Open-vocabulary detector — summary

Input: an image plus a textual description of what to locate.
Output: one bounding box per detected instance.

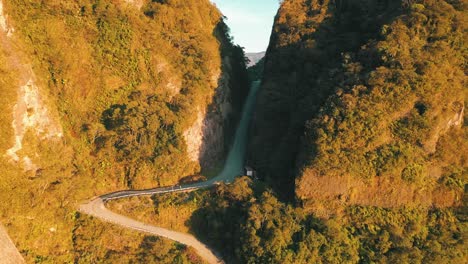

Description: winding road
[0,224,24,264]
[80,81,260,264]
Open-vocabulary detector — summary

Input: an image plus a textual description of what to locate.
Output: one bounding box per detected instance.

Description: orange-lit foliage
[250,0,466,206]
[0,0,248,261]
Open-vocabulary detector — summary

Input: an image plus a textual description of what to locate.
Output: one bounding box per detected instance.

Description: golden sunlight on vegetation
[250,0,466,211]
[107,192,202,234]
[0,0,248,262]
[72,214,206,264]
[108,177,467,263]
[0,0,465,263]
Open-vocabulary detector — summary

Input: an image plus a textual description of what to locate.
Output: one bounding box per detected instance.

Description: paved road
[80,191,221,264]
[0,224,24,264]
[79,81,261,264]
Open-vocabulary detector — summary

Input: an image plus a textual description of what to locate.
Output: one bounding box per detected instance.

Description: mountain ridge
[250,0,466,212]
[246,51,266,67]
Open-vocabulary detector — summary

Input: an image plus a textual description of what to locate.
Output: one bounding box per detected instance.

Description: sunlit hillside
[0,0,248,262]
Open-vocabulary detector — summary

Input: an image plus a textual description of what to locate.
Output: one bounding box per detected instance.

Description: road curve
[0,224,24,264]
[80,192,221,264]
[79,81,261,264]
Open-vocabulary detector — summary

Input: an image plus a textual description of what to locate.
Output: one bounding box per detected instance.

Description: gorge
[0,0,466,263]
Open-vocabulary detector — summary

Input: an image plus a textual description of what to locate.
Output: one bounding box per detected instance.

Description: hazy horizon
[211,0,279,53]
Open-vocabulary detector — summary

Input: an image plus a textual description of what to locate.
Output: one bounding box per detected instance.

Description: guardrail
[81,199,222,264]
[101,183,213,201]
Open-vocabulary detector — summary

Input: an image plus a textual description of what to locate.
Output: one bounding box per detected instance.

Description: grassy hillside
[249,0,466,209]
[0,0,248,262]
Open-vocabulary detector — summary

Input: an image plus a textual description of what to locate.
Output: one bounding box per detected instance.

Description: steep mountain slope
[72,1,466,263]
[246,52,266,67]
[0,0,248,261]
[250,0,466,211]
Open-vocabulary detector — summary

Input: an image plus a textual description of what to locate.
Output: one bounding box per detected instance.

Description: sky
[211,0,280,53]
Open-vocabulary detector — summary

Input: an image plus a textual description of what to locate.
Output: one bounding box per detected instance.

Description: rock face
[0,1,6,32]
[251,0,466,210]
[184,107,226,171]
[0,0,249,188]
[6,79,63,168]
[0,0,249,261]
[184,55,240,170]
[154,59,182,97]
[1,0,62,171]
[123,0,144,9]
[0,0,13,36]
[423,103,465,153]
[184,103,227,171]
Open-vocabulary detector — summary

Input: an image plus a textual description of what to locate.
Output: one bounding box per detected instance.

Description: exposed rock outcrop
[6,78,63,170]
[0,0,14,36]
[0,1,6,32]
[0,0,249,261]
[184,110,205,163]
[1,1,62,171]
[124,0,144,9]
[424,102,465,153]
[184,57,234,170]
[155,60,182,97]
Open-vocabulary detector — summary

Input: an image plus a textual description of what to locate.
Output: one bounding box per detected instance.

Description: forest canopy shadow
[247,0,405,201]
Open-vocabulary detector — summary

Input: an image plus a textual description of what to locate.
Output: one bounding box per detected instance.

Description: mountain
[246,51,266,67]
[0,0,248,261]
[0,0,466,263]
[250,0,466,211]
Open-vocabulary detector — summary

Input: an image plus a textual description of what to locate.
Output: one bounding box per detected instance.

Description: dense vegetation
[85,0,468,263]
[111,177,467,264]
[0,0,248,262]
[249,0,467,207]
[4,0,249,187]
[0,0,466,263]
[72,214,205,264]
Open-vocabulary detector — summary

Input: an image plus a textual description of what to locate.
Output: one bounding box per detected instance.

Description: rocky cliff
[0,0,248,261]
[250,0,466,211]
[1,0,248,186]
[1,0,64,173]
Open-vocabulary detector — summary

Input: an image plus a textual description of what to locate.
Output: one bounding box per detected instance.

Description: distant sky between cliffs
[211,0,280,53]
